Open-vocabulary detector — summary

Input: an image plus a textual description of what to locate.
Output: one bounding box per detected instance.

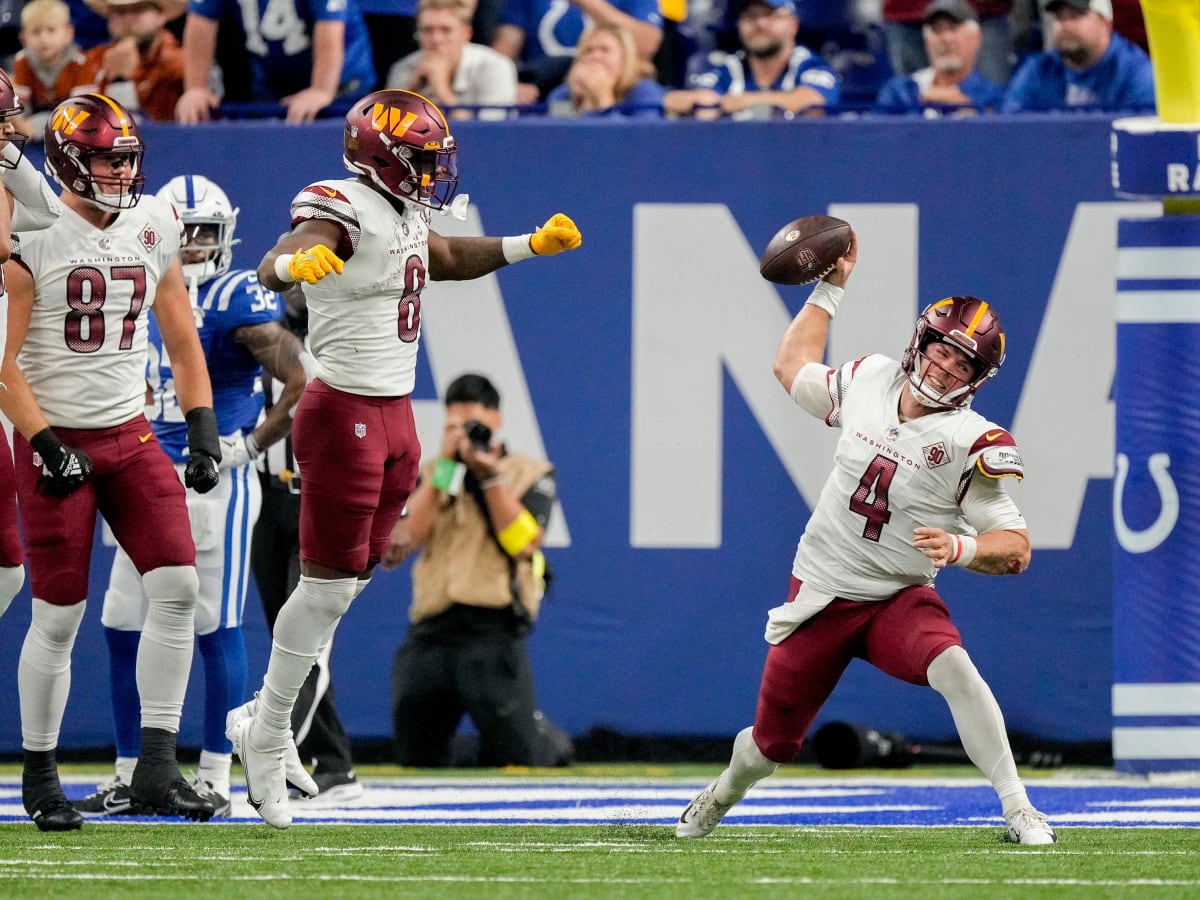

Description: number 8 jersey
[792,354,1025,602]
[11,195,181,428]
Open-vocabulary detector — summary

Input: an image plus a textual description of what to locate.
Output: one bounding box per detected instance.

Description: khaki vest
[411,453,554,623]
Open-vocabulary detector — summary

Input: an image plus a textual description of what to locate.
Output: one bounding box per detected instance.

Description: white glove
[218,433,261,470]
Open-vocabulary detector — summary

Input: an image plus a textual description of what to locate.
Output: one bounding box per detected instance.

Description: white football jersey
[793,354,1024,601]
[12,196,181,428]
[291,178,431,397]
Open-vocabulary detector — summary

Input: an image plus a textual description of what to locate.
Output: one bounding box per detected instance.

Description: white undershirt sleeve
[960,471,1027,534]
[788,361,836,419]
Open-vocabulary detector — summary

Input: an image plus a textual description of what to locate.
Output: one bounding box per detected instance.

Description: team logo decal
[884,426,900,443]
[140,224,160,250]
[354,423,367,439]
[923,441,951,468]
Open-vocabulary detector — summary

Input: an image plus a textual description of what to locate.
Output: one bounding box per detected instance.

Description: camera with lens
[463,419,493,451]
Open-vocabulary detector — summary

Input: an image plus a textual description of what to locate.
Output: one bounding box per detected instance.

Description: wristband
[949,534,977,568]
[430,458,466,495]
[501,234,535,264]
[806,281,843,318]
[497,509,539,556]
[245,433,262,461]
[273,252,297,283]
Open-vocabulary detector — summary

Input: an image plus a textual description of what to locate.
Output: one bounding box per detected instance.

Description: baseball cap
[923,0,979,25]
[1042,0,1113,20]
[738,0,798,17]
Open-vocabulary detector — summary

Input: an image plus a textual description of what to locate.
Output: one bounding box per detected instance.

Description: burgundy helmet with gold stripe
[902,296,1006,409]
[44,93,146,210]
[0,67,27,170]
[342,89,459,212]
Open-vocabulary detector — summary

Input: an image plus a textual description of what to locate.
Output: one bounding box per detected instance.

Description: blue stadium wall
[0,114,1143,751]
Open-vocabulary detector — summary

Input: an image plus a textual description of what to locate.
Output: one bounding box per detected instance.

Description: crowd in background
[0,0,1158,128]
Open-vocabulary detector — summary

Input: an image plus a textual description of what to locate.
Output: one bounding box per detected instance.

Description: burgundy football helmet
[44,94,146,210]
[0,67,28,170]
[342,89,459,211]
[901,296,1005,409]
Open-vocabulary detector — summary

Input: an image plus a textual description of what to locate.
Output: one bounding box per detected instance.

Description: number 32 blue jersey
[147,270,281,463]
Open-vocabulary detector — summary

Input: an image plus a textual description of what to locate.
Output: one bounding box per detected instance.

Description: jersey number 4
[64,265,147,353]
[849,454,897,542]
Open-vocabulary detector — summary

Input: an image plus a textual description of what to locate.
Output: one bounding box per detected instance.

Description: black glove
[184,407,221,494]
[30,427,93,497]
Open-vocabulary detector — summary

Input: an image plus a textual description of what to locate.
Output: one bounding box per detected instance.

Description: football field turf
[2,767,1198,898]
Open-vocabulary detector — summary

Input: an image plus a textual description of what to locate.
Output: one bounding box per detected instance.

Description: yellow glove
[286,244,344,284]
[529,213,582,256]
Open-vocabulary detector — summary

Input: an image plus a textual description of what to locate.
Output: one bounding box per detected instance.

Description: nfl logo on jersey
[354,423,367,439]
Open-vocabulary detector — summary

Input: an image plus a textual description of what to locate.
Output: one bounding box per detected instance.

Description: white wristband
[502,234,536,263]
[949,534,977,568]
[805,281,843,318]
[273,252,296,283]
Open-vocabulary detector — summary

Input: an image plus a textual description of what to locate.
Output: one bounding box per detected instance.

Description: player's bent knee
[29,596,87,643]
[298,575,358,620]
[141,565,200,609]
[926,645,979,693]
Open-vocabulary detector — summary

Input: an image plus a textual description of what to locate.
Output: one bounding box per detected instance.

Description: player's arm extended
[915,475,1031,575]
[428,213,581,281]
[0,259,53,438]
[155,259,214,415]
[773,230,858,391]
[233,320,307,452]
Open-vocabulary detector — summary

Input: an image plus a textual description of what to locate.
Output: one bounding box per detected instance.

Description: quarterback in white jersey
[229,88,581,829]
[676,230,1058,847]
[0,94,222,832]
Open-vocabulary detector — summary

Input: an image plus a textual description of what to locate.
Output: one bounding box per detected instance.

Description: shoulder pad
[972,427,1023,479]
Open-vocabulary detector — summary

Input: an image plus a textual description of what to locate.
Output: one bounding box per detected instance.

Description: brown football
[759,215,852,285]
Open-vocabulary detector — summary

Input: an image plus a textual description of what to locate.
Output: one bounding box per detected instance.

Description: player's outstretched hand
[530,213,582,256]
[288,245,345,284]
[185,450,220,493]
[30,428,93,497]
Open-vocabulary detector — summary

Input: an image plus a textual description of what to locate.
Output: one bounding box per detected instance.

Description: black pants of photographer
[250,476,355,776]
[391,605,574,768]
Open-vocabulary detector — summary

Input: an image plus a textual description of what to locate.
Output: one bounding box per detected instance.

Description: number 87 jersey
[11,193,182,429]
[792,353,1025,602]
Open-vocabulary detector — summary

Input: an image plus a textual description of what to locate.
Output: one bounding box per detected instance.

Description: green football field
[2,764,1198,898]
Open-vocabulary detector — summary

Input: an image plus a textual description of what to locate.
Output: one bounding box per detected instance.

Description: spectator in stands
[883,1,1013,86]
[176,0,376,124]
[874,0,1003,115]
[11,0,94,139]
[386,0,516,120]
[547,22,664,118]
[663,0,839,119]
[491,0,663,105]
[1001,0,1153,113]
[382,373,573,770]
[79,0,186,122]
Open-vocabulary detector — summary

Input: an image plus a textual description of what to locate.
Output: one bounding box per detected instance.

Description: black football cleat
[23,778,83,832]
[131,762,216,821]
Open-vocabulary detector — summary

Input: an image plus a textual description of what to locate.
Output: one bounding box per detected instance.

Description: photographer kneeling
[383,373,573,767]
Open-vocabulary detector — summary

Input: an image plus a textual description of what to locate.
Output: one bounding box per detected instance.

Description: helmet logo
[51,105,90,135]
[371,103,419,138]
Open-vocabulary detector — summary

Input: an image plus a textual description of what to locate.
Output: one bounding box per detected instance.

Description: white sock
[256,576,357,743]
[115,756,138,784]
[138,567,199,732]
[198,750,232,796]
[714,726,778,804]
[18,599,86,750]
[927,645,1029,815]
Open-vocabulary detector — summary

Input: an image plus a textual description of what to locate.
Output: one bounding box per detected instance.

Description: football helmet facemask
[0,67,28,170]
[44,94,145,210]
[156,174,239,284]
[901,296,1005,409]
[342,89,459,211]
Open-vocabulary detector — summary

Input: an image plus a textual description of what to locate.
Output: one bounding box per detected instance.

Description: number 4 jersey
[12,195,181,429]
[792,354,1025,602]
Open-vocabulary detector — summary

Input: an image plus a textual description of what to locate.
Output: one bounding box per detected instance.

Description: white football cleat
[1005,805,1058,845]
[228,696,319,799]
[227,711,291,830]
[676,781,736,838]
